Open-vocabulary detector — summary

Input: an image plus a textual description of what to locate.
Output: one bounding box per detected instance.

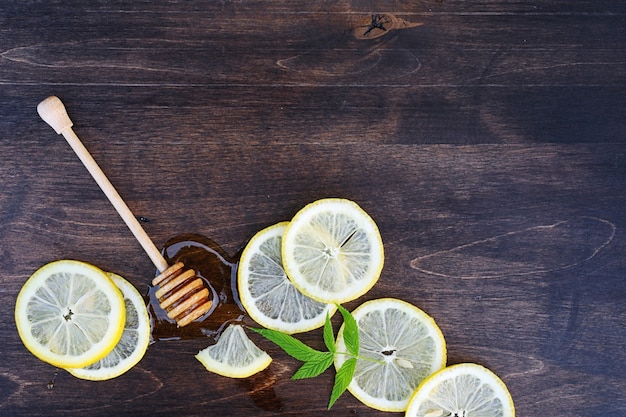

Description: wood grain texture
[1,1,625,416]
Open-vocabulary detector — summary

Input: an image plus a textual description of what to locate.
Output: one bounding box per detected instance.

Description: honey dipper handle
[37,96,169,272]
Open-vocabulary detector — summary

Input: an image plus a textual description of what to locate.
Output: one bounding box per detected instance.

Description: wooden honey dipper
[37,96,212,327]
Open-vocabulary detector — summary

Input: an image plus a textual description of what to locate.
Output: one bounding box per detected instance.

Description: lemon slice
[405,363,515,417]
[14,260,126,369]
[335,298,447,412]
[282,198,384,304]
[66,272,150,380]
[196,324,272,378]
[238,222,337,334]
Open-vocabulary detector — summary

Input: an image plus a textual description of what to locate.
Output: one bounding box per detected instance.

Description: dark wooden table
[1,1,625,416]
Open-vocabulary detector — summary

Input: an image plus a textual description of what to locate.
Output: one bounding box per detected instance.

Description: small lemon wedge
[196,324,272,378]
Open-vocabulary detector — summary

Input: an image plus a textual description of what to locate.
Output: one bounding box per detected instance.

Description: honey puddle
[146,233,252,342]
[145,234,283,411]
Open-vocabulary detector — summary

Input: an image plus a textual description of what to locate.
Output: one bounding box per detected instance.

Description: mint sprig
[251,304,363,409]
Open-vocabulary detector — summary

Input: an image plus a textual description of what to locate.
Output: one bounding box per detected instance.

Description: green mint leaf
[251,327,327,362]
[323,312,336,354]
[328,357,357,409]
[292,352,334,380]
[337,305,359,357]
